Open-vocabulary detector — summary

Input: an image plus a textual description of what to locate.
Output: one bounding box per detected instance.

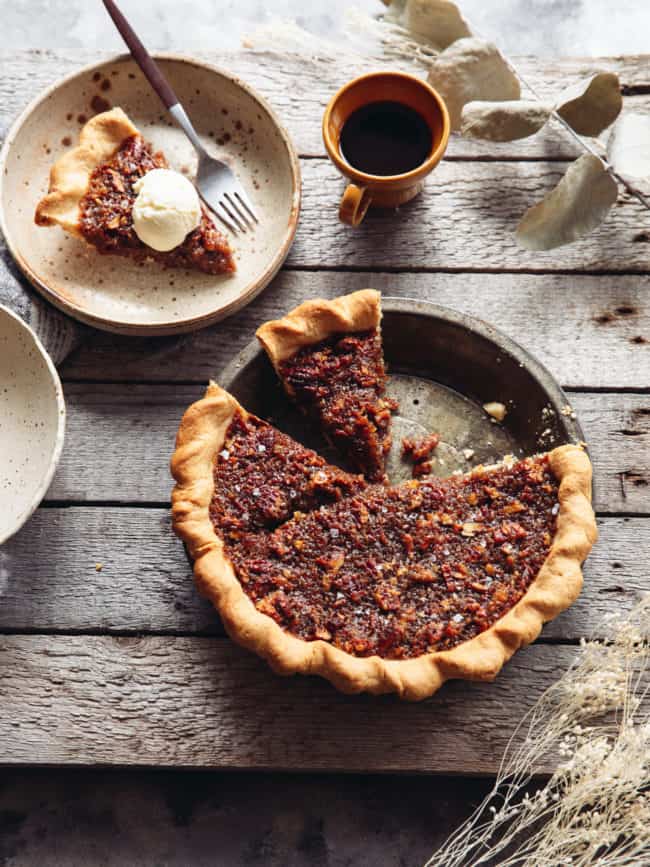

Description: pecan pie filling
[209,411,365,539]
[277,329,397,482]
[79,134,235,274]
[210,414,560,660]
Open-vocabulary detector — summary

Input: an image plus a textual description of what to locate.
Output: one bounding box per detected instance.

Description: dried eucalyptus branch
[378,4,650,210]
[503,57,650,212]
[425,595,650,867]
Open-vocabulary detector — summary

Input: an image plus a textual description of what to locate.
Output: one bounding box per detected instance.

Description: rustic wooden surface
[1,49,649,787]
[0,637,577,773]
[63,271,649,390]
[2,50,650,160]
[2,511,643,636]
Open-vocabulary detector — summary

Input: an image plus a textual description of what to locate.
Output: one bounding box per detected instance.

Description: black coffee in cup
[340,101,433,177]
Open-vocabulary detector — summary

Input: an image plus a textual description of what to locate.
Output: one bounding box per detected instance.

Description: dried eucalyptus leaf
[607,113,650,180]
[400,0,471,51]
[555,72,622,137]
[427,38,520,130]
[516,154,618,251]
[460,100,551,141]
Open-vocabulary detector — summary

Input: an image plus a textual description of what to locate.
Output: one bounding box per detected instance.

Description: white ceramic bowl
[0,305,66,544]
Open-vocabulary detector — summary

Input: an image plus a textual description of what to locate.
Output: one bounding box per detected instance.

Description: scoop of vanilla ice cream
[132,169,201,252]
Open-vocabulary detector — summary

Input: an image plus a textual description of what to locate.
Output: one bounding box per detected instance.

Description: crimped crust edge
[256,288,382,371]
[35,107,139,235]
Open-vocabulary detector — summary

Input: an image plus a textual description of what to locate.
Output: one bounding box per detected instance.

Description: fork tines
[215,188,259,235]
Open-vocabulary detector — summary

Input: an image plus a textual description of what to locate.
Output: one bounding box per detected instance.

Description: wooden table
[0,47,648,856]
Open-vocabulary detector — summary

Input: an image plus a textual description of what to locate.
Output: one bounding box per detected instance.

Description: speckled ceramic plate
[220,298,585,479]
[0,54,301,335]
[0,305,66,544]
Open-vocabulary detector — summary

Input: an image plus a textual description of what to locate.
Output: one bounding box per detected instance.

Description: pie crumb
[402,433,440,477]
[95,563,103,572]
[483,401,507,423]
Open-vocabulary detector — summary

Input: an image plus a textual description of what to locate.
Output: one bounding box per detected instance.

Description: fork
[102,0,258,235]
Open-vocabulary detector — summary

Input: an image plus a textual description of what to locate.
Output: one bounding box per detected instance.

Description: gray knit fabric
[0,238,83,365]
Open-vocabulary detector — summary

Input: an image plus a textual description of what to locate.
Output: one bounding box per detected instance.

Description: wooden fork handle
[102,0,179,109]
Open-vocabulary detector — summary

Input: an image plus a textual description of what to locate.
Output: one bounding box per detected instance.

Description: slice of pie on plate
[35,107,235,275]
[171,381,597,701]
[256,290,397,482]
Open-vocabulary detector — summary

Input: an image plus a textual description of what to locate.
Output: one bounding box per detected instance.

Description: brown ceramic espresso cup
[322,71,450,227]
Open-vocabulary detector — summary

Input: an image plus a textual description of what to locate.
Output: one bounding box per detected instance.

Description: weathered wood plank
[285,159,650,272]
[575,393,650,512]
[49,385,650,514]
[3,150,650,273]
[61,271,650,390]
[0,509,645,638]
[0,508,209,635]
[0,637,597,773]
[1,49,649,159]
[4,51,648,273]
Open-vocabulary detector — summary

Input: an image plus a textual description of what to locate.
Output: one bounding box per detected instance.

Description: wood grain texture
[1,49,649,159]
[0,509,645,638]
[576,393,650,513]
[48,383,650,514]
[61,271,650,390]
[0,636,589,773]
[286,159,650,272]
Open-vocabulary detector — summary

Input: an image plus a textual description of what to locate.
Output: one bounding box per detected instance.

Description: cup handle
[339,184,372,227]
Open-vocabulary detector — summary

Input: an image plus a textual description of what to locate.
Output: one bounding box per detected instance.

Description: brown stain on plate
[90,94,111,114]
[593,304,641,326]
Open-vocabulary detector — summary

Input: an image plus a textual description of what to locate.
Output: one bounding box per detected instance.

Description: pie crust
[172,381,597,701]
[256,289,381,370]
[35,107,139,235]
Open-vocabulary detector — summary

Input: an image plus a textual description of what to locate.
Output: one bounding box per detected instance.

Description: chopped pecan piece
[402,432,440,478]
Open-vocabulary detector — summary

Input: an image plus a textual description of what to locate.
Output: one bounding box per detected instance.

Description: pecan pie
[172,382,597,700]
[256,290,396,481]
[35,107,235,275]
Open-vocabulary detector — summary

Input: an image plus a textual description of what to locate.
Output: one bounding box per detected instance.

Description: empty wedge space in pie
[171,291,597,701]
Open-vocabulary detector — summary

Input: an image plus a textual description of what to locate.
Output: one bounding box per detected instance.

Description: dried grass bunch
[425,596,650,867]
